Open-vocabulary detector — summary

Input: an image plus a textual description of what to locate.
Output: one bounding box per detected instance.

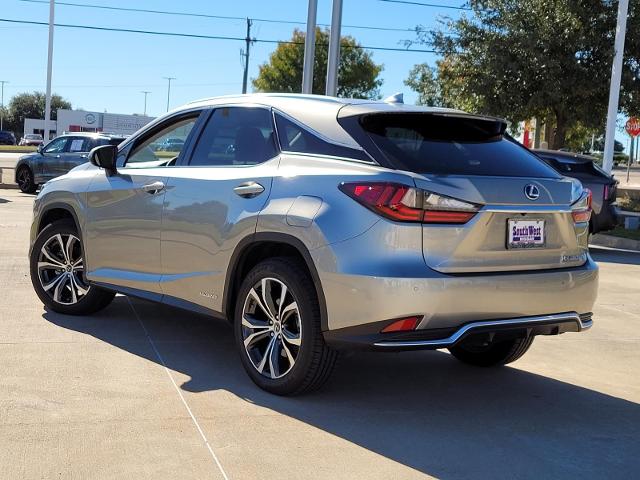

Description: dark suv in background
[0,130,16,145]
[15,132,125,193]
[534,149,618,233]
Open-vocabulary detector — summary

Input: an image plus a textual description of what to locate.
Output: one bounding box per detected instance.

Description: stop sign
[626,117,640,137]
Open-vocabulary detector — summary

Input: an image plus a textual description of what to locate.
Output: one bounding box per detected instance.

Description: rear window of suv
[360,113,560,178]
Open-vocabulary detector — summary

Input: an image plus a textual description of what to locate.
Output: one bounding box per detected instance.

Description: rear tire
[30,219,115,315]
[448,336,534,367]
[234,257,337,395]
[17,166,37,194]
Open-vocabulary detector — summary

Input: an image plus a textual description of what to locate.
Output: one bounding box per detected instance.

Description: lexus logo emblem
[524,184,540,201]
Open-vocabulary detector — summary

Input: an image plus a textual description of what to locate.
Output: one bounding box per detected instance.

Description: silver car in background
[15,132,125,193]
[28,94,598,395]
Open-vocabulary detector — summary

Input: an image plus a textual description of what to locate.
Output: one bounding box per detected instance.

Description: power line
[16,0,421,33]
[0,17,440,53]
[378,0,472,11]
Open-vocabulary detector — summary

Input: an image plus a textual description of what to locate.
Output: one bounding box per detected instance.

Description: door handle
[233,181,265,198]
[141,181,165,194]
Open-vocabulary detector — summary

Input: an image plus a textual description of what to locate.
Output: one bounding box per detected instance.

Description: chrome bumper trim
[373,312,589,349]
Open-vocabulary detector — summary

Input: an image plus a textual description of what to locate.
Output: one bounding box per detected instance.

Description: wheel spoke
[277,283,288,319]
[282,328,301,347]
[38,260,65,270]
[261,278,278,321]
[248,287,276,322]
[281,301,298,319]
[65,235,77,266]
[70,273,89,296]
[256,336,276,374]
[42,272,66,292]
[41,242,65,266]
[268,338,281,379]
[280,339,295,369]
[52,274,69,303]
[54,234,71,264]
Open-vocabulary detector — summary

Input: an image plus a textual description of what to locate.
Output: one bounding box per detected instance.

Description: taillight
[603,184,609,201]
[572,189,592,224]
[339,182,478,224]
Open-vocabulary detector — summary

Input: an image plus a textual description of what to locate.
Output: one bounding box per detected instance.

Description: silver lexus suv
[29,94,598,395]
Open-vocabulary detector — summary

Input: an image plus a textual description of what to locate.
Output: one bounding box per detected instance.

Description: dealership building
[24,109,155,140]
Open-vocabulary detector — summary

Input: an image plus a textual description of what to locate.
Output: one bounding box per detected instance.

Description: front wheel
[448,336,534,367]
[17,166,37,194]
[234,257,337,395]
[30,220,115,315]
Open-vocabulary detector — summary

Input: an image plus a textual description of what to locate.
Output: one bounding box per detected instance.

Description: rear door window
[361,113,560,178]
[189,107,278,166]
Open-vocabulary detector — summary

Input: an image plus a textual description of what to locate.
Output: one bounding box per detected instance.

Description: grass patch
[605,226,640,241]
[0,146,38,153]
[618,192,640,213]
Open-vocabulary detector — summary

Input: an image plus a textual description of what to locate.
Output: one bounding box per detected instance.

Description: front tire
[234,257,337,395]
[448,336,534,367]
[17,166,37,194]
[30,220,115,315]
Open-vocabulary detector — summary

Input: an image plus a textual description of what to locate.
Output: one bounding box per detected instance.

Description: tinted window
[275,113,370,162]
[189,107,277,166]
[126,115,198,168]
[361,113,560,178]
[43,137,68,154]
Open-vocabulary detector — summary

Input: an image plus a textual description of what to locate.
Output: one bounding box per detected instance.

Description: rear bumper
[325,312,591,351]
[591,201,618,233]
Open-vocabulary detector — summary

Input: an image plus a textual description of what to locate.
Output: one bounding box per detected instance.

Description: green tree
[405,0,640,149]
[5,91,71,138]
[253,28,383,99]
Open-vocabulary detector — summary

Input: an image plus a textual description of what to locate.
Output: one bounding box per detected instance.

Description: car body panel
[159,159,277,309]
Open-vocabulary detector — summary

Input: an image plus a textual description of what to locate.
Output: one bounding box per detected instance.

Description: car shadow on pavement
[591,247,640,266]
[43,296,640,479]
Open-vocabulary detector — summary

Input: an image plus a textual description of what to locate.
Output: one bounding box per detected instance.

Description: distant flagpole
[44,0,55,140]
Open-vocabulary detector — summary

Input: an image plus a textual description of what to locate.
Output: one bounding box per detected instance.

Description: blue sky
[0,0,452,116]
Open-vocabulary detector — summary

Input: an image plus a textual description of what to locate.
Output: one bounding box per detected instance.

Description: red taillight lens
[603,185,609,200]
[572,189,592,224]
[380,316,422,333]
[339,182,478,224]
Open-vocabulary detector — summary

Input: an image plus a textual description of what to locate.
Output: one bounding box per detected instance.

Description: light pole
[44,0,55,140]
[325,0,343,96]
[163,77,175,112]
[302,0,318,94]
[141,90,150,116]
[0,80,7,130]
[602,0,629,174]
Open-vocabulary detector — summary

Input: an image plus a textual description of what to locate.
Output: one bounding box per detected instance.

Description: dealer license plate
[507,219,545,249]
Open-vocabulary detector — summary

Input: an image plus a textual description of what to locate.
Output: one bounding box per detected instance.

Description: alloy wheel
[17,169,31,191]
[37,233,90,305]
[241,277,302,379]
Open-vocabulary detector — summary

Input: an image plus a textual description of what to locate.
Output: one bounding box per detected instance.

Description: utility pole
[44,0,55,140]
[163,77,175,112]
[602,0,629,174]
[325,0,343,96]
[302,0,318,94]
[141,90,150,116]
[241,18,253,94]
[0,80,7,131]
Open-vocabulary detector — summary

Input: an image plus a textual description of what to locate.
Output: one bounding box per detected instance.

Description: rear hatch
[349,110,589,273]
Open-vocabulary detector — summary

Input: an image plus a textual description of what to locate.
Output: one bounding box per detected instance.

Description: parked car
[15,132,125,193]
[156,137,185,152]
[19,133,44,146]
[0,130,16,145]
[533,149,618,233]
[28,94,598,395]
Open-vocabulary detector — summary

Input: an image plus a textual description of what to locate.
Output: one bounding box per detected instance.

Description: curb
[590,233,640,251]
[0,168,17,189]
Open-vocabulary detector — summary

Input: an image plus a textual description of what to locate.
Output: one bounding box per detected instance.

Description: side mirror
[89,145,118,175]
[37,144,44,154]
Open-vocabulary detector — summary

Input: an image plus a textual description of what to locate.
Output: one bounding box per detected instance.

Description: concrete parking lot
[1,188,639,479]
